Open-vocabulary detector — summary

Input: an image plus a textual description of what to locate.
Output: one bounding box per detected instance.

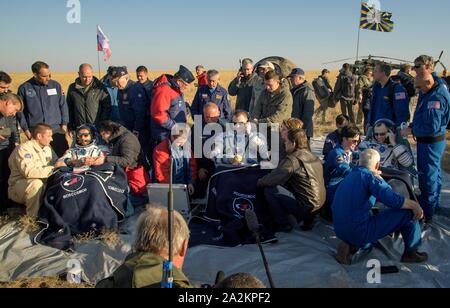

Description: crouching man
[96,205,192,288]
[257,129,326,232]
[332,149,427,265]
[8,124,65,217]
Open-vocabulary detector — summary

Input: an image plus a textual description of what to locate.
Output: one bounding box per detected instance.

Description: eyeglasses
[351,139,359,144]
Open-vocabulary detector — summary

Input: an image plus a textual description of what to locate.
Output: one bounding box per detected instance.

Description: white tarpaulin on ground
[0,138,449,287]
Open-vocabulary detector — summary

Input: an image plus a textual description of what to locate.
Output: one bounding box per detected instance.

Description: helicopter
[322,51,447,76]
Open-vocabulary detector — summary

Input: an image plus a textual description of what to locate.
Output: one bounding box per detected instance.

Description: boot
[401,250,429,263]
[336,241,357,265]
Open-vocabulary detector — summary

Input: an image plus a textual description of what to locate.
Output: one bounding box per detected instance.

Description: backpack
[312,77,330,100]
[336,72,355,100]
[392,73,416,98]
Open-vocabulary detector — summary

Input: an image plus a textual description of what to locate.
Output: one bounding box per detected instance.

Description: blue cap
[288,68,305,77]
[110,66,128,80]
[175,65,195,84]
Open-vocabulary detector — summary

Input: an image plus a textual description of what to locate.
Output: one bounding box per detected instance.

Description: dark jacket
[258,149,326,212]
[191,84,232,121]
[0,115,19,151]
[105,125,144,169]
[228,73,260,112]
[67,77,111,130]
[17,78,69,131]
[96,252,192,288]
[151,75,188,142]
[334,70,356,101]
[292,81,315,137]
[117,80,150,147]
[253,84,293,124]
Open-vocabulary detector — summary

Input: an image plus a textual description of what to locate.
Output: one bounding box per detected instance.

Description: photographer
[359,121,414,171]
[228,58,260,112]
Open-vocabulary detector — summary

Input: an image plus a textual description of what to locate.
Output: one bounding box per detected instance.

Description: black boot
[336,241,357,265]
[401,250,429,263]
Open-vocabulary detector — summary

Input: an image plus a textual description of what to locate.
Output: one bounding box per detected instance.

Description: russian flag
[97,25,112,61]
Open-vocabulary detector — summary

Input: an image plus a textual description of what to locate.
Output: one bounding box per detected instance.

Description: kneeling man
[332,149,427,264]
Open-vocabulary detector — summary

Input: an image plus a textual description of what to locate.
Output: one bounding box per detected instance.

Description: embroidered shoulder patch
[395,92,406,100]
[24,153,32,159]
[428,101,441,109]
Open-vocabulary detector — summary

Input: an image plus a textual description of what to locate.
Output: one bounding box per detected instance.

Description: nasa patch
[24,153,32,159]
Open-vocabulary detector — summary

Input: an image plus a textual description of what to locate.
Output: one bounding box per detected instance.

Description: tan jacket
[8,140,57,185]
[252,83,293,124]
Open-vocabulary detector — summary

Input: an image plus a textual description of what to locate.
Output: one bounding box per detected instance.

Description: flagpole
[97,51,101,79]
[356,0,363,61]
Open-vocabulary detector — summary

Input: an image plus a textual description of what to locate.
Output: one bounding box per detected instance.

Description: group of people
[0,53,449,287]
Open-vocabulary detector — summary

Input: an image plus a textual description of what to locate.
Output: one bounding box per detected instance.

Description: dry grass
[18,215,40,234]
[0,277,93,289]
[99,229,122,249]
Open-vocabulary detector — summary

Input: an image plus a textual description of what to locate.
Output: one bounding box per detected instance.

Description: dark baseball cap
[288,68,305,77]
[110,66,128,80]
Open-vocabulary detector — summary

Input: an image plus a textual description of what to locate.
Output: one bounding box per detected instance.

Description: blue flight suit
[117,80,150,152]
[332,167,421,251]
[323,129,341,159]
[17,78,69,131]
[324,145,357,203]
[101,76,120,123]
[411,75,450,219]
[369,79,410,127]
[191,84,232,121]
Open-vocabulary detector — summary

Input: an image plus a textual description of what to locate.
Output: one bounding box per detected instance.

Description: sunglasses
[414,64,423,69]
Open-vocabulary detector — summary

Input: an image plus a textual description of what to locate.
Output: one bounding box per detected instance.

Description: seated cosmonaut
[58,125,109,170]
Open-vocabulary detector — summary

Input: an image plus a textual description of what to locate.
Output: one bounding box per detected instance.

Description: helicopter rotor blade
[322,57,357,65]
[370,56,413,63]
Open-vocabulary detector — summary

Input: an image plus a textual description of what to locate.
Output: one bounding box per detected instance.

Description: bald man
[333,149,427,264]
[66,63,112,131]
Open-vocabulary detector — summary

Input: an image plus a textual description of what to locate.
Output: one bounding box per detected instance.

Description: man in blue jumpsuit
[191,70,232,122]
[402,57,450,223]
[333,149,427,264]
[101,67,120,123]
[17,61,69,157]
[323,114,349,159]
[369,62,410,128]
[110,67,150,157]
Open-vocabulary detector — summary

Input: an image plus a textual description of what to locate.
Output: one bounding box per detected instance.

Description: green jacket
[96,252,192,288]
[355,75,373,98]
[252,83,293,124]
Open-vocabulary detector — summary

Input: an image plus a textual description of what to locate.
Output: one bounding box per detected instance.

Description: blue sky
[1,0,449,72]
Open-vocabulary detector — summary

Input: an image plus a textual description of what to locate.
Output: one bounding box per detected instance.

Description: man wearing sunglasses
[57,125,109,170]
[401,56,450,223]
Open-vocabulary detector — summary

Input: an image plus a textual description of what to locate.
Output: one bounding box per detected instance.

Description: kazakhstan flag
[360,2,394,32]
